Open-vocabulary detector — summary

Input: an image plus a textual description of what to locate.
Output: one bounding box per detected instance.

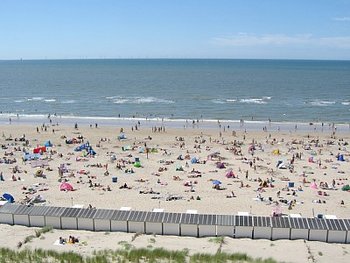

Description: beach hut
[343,219,350,244]
[271,217,291,240]
[180,213,199,237]
[216,214,235,237]
[29,206,50,227]
[13,205,33,226]
[93,209,115,231]
[308,218,328,242]
[77,208,97,231]
[60,207,81,230]
[253,216,272,240]
[234,215,253,238]
[289,217,310,240]
[163,212,182,236]
[326,219,347,243]
[0,203,21,225]
[110,210,130,232]
[44,206,66,229]
[198,214,217,237]
[145,212,165,235]
[127,211,148,233]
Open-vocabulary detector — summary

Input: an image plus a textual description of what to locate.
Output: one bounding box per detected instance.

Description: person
[59,237,65,245]
[0,172,4,181]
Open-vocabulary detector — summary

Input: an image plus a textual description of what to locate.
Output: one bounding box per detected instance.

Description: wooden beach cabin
[110,210,130,232]
[127,211,148,233]
[29,206,49,227]
[289,217,310,240]
[145,212,165,235]
[253,216,272,240]
[44,206,66,229]
[180,212,199,237]
[198,214,217,237]
[326,219,347,243]
[162,212,181,236]
[13,205,32,226]
[93,209,115,231]
[234,215,253,238]
[308,218,328,242]
[0,203,20,225]
[77,208,97,231]
[344,219,350,244]
[271,217,291,240]
[216,214,235,237]
[60,207,80,230]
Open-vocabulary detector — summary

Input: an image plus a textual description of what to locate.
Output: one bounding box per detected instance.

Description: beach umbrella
[212,180,222,185]
[60,182,74,191]
[2,193,14,203]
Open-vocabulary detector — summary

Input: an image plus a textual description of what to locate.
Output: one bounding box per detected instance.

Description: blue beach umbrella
[2,193,14,203]
[212,180,222,185]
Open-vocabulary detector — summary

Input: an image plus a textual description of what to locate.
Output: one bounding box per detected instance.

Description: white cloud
[213,33,350,49]
[333,17,350,21]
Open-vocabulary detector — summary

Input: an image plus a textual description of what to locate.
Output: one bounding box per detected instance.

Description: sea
[0,59,349,131]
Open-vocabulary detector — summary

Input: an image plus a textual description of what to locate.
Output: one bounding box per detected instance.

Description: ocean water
[0,59,349,124]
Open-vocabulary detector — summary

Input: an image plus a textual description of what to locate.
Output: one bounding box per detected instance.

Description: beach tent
[342,185,350,191]
[337,155,345,161]
[226,170,235,178]
[44,141,53,147]
[176,165,184,171]
[191,157,198,164]
[272,149,280,155]
[216,162,225,169]
[118,133,126,140]
[33,146,46,154]
[60,182,74,191]
[138,147,145,153]
[310,182,318,190]
[75,143,89,152]
[134,162,141,168]
[272,203,282,217]
[276,161,287,169]
[23,153,41,161]
[212,180,222,185]
[2,193,14,203]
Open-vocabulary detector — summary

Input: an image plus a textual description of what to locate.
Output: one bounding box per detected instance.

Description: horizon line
[1,57,350,62]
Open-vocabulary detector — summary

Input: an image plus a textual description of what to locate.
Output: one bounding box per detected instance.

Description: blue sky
[0,0,350,59]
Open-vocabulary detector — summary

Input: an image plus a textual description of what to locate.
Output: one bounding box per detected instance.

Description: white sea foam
[113,99,129,104]
[240,98,267,104]
[14,100,24,103]
[211,99,236,104]
[341,101,350,106]
[309,100,336,106]
[44,99,56,102]
[27,97,44,101]
[111,96,174,104]
[61,100,76,104]
[211,99,225,104]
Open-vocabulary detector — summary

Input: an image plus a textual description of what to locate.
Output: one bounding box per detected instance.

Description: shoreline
[1,113,348,133]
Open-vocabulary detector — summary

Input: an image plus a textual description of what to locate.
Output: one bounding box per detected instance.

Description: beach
[0,121,349,261]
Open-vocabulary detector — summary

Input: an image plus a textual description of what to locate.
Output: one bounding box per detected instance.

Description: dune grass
[0,246,279,263]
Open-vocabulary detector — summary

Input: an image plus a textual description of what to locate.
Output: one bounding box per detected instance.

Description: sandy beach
[0,122,349,262]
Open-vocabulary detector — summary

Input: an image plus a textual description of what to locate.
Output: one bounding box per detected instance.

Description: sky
[0,0,350,60]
